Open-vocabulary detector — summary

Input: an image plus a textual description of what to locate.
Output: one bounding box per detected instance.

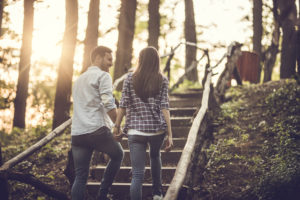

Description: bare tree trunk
[113,0,137,90]
[263,1,280,82]
[296,0,300,74]
[13,0,34,128]
[52,0,78,129]
[81,0,100,73]
[253,0,262,83]
[0,0,3,36]
[263,22,280,82]
[278,0,297,78]
[147,0,160,50]
[184,0,198,82]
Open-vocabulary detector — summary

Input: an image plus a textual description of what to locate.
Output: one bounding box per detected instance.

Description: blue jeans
[128,133,165,200]
[71,127,124,200]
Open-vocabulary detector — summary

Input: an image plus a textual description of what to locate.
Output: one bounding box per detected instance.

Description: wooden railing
[0,119,72,199]
[164,41,242,200]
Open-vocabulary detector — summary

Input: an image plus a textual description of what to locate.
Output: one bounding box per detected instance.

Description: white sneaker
[153,194,163,200]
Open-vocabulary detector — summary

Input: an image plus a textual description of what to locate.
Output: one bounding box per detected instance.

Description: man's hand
[112,126,123,142]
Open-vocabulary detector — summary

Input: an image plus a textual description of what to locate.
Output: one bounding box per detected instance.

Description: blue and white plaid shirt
[119,73,169,134]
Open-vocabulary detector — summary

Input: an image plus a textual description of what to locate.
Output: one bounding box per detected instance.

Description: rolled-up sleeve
[99,73,117,112]
[161,77,169,109]
[119,74,131,108]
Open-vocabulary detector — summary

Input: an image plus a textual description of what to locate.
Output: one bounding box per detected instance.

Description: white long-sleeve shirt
[71,66,116,136]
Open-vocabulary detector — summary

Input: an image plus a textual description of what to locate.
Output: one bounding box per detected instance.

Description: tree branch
[0,170,69,200]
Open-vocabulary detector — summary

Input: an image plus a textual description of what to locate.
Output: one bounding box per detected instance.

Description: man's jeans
[71,127,124,200]
[128,133,165,200]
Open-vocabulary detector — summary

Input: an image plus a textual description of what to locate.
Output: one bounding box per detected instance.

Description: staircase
[86,89,202,200]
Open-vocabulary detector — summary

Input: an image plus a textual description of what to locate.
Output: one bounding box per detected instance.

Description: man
[71,46,124,200]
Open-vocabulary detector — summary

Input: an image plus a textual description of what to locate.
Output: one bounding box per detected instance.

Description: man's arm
[107,108,117,123]
[99,73,117,122]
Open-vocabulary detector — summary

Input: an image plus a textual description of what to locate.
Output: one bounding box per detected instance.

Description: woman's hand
[164,135,173,152]
[113,126,123,142]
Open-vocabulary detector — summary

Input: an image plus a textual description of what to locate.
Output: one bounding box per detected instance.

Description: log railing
[0,119,72,199]
[164,42,242,200]
[164,65,213,200]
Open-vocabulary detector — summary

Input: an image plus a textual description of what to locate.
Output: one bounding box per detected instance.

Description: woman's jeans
[128,133,165,200]
[71,126,124,200]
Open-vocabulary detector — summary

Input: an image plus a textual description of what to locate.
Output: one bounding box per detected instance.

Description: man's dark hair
[90,46,112,63]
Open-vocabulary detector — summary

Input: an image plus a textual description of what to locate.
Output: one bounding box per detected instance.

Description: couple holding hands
[71,46,173,200]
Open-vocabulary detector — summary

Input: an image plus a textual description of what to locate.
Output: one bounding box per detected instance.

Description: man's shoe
[153,194,163,200]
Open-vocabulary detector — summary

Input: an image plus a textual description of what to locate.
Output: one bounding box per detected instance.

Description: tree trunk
[52,0,78,129]
[278,0,297,78]
[13,0,34,128]
[0,0,3,36]
[263,1,280,82]
[253,0,262,83]
[296,0,300,74]
[263,21,280,82]
[147,0,160,50]
[113,0,137,90]
[0,146,9,200]
[81,0,100,73]
[184,0,198,82]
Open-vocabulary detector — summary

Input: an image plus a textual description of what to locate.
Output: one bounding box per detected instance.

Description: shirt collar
[87,66,101,71]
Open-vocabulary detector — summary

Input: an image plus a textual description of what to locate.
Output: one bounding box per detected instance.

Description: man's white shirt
[71,66,116,136]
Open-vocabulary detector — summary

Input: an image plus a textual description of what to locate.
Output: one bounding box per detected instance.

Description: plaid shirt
[119,73,169,134]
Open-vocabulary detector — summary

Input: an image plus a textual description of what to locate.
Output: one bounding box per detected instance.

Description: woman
[113,46,173,200]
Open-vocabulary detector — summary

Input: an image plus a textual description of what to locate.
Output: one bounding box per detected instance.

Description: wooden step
[90,166,176,183]
[120,137,187,149]
[172,126,190,138]
[87,182,169,200]
[170,107,197,116]
[171,116,192,127]
[121,150,181,166]
[170,90,202,98]
[169,97,201,107]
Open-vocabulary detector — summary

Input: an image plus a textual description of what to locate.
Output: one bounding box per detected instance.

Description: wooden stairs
[86,89,203,200]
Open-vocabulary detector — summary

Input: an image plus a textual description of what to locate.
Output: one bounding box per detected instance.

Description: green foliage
[30,80,56,111]
[0,79,14,109]
[206,80,300,199]
[113,90,122,102]
[252,80,300,199]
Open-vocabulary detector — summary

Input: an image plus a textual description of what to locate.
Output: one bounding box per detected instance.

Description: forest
[0,0,300,199]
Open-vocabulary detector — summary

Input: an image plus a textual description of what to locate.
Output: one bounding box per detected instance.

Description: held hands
[164,135,173,152]
[112,126,124,142]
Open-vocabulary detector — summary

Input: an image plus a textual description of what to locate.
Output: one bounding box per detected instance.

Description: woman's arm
[162,108,173,152]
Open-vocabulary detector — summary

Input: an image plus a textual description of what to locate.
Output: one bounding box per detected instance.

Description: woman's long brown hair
[133,47,163,102]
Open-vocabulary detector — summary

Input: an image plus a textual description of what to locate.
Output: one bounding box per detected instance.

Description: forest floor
[2,78,300,200]
[196,78,300,200]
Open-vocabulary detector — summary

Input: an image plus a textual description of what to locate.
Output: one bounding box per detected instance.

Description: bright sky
[1,0,258,130]
[2,0,253,74]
